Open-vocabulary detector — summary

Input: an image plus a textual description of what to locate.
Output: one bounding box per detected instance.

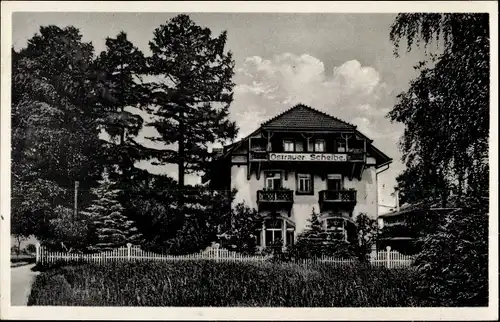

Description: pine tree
[292,209,327,258]
[146,14,238,198]
[301,210,325,241]
[84,171,143,250]
[95,32,155,185]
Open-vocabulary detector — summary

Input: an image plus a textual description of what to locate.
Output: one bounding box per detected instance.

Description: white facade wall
[230,162,378,235]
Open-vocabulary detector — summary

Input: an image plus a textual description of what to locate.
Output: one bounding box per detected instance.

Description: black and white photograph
[1,1,498,320]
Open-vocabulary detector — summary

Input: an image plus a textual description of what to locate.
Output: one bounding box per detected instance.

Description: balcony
[257,189,294,211]
[319,189,357,211]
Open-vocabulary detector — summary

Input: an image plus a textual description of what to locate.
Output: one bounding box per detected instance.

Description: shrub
[47,205,96,252]
[28,260,420,307]
[413,197,488,306]
[32,259,87,272]
[25,243,37,254]
[11,245,20,255]
[216,202,260,255]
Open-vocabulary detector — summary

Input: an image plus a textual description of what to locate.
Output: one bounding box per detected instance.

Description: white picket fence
[35,243,271,265]
[370,247,415,268]
[35,243,413,268]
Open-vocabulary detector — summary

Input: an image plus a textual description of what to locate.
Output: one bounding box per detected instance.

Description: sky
[12,12,434,214]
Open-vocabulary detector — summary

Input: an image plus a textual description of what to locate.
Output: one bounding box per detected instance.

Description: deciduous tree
[11,27,104,240]
[389,14,489,203]
[389,13,489,306]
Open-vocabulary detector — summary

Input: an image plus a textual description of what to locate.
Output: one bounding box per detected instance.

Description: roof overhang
[379,202,463,218]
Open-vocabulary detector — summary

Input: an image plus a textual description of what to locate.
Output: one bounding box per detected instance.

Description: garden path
[10,263,39,306]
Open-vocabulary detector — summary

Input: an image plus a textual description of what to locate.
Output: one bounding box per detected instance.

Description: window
[265,219,283,247]
[295,141,304,152]
[259,219,296,247]
[327,174,342,191]
[297,173,313,194]
[283,140,294,152]
[265,171,282,189]
[314,139,325,152]
[336,140,346,153]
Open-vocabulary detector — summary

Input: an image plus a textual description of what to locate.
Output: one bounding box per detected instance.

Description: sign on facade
[269,153,347,162]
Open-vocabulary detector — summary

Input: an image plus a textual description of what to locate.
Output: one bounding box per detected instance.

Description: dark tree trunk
[178,110,185,206]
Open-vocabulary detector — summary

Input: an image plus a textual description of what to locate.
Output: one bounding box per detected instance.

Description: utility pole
[74,181,79,218]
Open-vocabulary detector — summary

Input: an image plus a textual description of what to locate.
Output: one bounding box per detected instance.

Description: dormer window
[337,140,346,153]
[307,139,325,152]
[314,139,325,152]
[295,141,304,152]
[283,140,294,152]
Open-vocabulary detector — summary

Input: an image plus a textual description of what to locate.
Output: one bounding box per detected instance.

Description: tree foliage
[389,13,489,306]
[413,196,488,306]
[46,205,96,252]
[146,14,238,190]
[353,213,378,262]
[95,32,157,185]
[217,202,260,255]
[389,14,489,204]
[11,26,105,240]
[286,210,355,259]
[11,16,242,256]
[158,187,235,255]
[82,172,143,250]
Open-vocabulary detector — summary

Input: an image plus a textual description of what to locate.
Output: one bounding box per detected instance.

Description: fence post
[35,242,41,263]
[386,246,391,268]
[127,243,132,261]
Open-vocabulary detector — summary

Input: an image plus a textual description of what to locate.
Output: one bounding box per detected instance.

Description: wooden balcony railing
[347,148,366,161]
[250,150,268,160]
[319,190,357,204]
[257,189,294,204]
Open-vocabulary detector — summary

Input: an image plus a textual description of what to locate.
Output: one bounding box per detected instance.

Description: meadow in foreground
[28,260,420,307]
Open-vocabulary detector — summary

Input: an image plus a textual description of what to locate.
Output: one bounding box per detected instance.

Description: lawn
[28,260,420,307]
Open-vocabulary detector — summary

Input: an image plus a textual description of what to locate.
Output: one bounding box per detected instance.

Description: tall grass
[28,260,419,307]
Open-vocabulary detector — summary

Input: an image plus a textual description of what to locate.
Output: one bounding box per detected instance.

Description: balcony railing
[257,189,294,204]
[250,150,268,161]
[319,190,357,204]
[347,148,365,161]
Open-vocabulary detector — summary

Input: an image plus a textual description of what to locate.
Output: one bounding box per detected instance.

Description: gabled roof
[209,103,392,168]
[261,104,356,130]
